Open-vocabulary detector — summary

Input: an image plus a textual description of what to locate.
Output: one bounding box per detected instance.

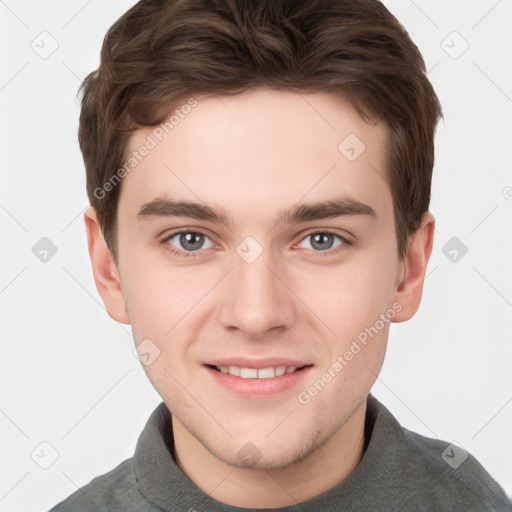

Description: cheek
[299,273,391,410]
[296,258,396,338]
[120,248,210,336]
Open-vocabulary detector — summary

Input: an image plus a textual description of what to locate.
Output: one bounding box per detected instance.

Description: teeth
[240,367,258,378]
[228,365,240,376]
[257,367,275,379]
[275,366,287,376]
[215,365,301,378]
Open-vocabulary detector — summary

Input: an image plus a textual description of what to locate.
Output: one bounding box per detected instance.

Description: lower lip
[204,365,312,397]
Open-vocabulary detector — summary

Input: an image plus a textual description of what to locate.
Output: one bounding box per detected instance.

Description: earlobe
[392,212,435,323]
[84,206,130,324]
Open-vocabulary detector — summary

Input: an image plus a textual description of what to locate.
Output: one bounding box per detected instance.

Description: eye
[164,231,214,253]
[297,231,347,252]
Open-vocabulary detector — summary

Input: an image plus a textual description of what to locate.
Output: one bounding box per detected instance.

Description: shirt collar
[133,394,407,511]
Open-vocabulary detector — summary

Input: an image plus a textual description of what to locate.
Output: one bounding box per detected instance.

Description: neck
[171,401,367,508]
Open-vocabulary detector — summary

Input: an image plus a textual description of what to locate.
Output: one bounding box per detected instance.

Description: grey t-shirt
[48,394,511,511]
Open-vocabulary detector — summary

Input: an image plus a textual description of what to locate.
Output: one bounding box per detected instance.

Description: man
[49,0,511,510]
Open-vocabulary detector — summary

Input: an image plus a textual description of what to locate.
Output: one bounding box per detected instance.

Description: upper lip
[205,358,311,369]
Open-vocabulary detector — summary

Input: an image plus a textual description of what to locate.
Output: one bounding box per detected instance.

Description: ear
[392,211,435,323]
[84,206,130,324]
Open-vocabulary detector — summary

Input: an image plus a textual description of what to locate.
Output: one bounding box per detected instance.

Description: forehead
[119,89,390,222]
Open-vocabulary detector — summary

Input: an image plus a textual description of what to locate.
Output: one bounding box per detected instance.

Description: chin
[204,427,324,471]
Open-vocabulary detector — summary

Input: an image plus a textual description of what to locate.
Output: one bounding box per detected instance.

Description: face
[111,89,404,469]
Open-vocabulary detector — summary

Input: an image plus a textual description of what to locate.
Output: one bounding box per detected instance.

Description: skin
[84,88,434,508]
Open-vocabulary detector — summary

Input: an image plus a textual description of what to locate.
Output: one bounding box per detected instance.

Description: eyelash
[160,229,351,259]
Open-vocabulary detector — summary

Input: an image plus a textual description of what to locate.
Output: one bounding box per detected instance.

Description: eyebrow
[136,196,376,227]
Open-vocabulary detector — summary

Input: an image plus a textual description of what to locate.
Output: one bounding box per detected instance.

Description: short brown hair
[78,0,442,262]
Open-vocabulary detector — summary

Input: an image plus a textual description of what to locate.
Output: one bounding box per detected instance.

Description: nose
[218,244,297,339]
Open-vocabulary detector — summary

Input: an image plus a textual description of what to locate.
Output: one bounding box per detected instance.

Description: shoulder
[47,457,157,512]
[400,426,511,511]
[362,395,511,511]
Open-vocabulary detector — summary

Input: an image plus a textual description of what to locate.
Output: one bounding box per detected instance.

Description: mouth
[203,360,313,397]
[206,364,310,379]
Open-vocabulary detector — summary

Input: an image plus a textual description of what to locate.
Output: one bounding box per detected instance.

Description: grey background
[0,0,511,510]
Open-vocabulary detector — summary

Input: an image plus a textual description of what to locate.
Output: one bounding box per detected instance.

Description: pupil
[181,233,203,251]
[311,233,333,250]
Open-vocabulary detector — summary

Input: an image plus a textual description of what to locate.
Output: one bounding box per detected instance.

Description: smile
[209,364,306,379]
[204,362,313,397]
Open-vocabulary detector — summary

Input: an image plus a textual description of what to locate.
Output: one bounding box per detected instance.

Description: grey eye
[299,232,344,251]
[167,232,214,251]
